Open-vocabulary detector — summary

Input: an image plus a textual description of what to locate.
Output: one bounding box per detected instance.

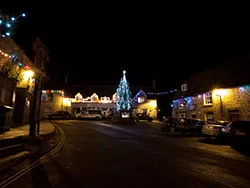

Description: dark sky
[2,3,250,90]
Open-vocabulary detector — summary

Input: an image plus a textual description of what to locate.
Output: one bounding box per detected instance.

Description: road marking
[0,123,65,188]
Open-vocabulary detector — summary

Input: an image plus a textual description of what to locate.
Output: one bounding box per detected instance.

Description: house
[40,89,65,118]
[172,56,250,121]
[40,85,158,119]
[0,37,46,131]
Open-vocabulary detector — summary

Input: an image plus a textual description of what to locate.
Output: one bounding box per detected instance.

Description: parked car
[230,121,250,145]
[75,109,103,120]
[48,111,72,120]
[173,118,207,135]
[161,117,178,132]
[202,120,250,140]
[202,120,231,139]
[134,113,154,122]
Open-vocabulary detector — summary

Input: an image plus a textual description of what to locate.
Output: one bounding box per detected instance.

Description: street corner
[38,121,56,138]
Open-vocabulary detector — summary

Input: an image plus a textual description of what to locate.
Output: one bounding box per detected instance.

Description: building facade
[40,89,158,120]
[172,85,250,121]
[172,57,250,122]
[0,37,46,131]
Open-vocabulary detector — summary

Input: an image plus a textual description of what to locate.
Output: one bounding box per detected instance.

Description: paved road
[5,120,250,188]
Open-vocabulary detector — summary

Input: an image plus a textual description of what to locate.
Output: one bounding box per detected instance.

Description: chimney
[152,79,156,89]
[65,75,68,84]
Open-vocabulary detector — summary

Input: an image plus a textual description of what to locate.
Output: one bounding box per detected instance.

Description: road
[5,120,250,188]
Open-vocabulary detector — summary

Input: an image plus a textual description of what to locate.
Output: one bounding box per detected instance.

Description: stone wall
[136,99,157,119]
[172,86,250,121]
[40,92,64,119]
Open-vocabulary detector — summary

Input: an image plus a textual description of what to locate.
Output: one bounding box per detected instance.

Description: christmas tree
[116,70,132,111]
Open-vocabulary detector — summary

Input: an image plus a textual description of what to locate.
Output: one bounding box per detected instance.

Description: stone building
[172,56,250,121]
[40,85,158,119]
[40,89,65,118]
[0,37,46,131]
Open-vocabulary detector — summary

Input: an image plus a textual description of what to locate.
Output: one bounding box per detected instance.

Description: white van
[75,109,103,120]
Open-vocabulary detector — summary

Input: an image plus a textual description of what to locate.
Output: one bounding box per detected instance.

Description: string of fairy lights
[0,12,26,38]
[0,48,30,69]
[147,89,178,95]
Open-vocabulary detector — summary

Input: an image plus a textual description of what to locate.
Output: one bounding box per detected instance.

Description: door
[228,110,240,121]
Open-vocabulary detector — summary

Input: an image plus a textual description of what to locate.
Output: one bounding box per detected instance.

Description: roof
[0,37,46,77]
[63,84,154,98]
[173,56,250,99]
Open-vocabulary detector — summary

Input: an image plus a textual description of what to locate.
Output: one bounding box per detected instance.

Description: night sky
[2,3,250,91]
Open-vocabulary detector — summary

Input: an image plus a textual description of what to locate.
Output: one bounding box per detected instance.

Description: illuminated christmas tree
[116,70,132,111]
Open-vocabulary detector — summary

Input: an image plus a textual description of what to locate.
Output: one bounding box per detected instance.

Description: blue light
[0,20,2,24]
[11,17,15,21]
[5,32,10,36]
[6,23,11,28]
[18,62,23,66]
[2,34,5,37]
[22,13,26,17]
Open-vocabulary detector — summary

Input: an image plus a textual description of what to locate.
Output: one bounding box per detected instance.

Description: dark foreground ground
[4,120,250,188]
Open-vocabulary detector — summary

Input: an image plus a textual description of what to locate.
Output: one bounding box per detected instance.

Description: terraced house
[172,57,250,122]
[0,37,46,132]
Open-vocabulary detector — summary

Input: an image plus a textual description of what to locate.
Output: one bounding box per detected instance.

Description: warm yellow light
[149,100,157,108]
[213,89,228,98]
[63,97,71,106]
[23,70,34,81]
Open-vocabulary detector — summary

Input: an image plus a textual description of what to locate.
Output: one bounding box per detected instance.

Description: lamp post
[217,94,223,120]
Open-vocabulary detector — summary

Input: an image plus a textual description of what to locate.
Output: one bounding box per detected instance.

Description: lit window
[181,84,187,91]
[138,97,145,103]
[203,92,212,105]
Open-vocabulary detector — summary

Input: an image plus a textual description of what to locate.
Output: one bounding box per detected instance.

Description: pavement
[0,121,56,176]
[0,121,55,141]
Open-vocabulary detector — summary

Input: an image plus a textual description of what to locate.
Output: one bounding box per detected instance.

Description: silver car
[202,120,231,139]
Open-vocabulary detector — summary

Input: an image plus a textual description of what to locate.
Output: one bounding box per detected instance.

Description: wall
[0,72,16,131]
[40,92,64,119]
[136,99,158,119]
[172,86,250,121]
[13,88,31,125]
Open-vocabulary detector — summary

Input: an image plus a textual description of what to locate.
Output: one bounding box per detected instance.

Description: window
[46,93,53,101]
[181,84,187,91]
[42,93,53,101]
[203,92,212,105]
[206,112,214,122]
[191,114,197,119]
[179,113,186,118]
[138,97,145,103]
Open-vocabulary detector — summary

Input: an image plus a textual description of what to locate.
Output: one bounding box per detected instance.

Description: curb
[0,151,30,175]
[0,124,57,176]
[0,123,56,146]
[39,125,56,140]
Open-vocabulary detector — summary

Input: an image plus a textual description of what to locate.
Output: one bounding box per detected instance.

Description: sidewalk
[0,121,55,141]
[152,120,164,125]
[0,121,56,176]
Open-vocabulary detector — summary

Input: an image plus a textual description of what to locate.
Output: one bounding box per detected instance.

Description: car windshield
[210,121,230,126]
